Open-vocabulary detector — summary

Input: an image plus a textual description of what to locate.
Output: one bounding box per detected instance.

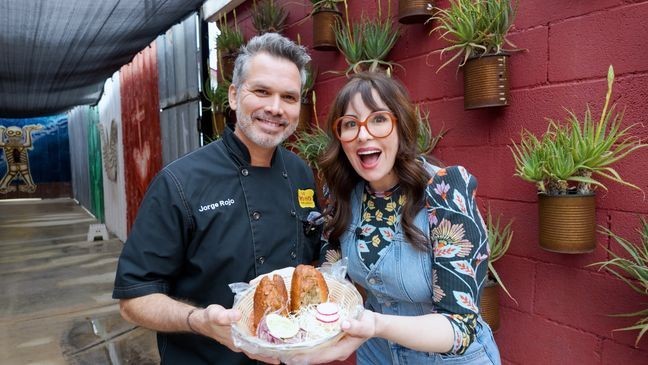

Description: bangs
[358,82,383,111]
[337,78,384,114]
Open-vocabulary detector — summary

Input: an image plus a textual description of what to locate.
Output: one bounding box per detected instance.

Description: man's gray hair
[231,32,311,90]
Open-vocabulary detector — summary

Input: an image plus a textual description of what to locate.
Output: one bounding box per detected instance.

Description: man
[113,33,321,364]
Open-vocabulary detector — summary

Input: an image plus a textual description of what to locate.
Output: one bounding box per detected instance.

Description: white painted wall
[98,73,127,242]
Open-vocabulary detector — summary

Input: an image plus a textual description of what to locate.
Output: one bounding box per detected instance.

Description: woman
[292,72,500,364]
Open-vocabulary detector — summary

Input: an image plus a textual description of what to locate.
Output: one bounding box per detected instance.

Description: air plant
[429,0,519,71]
[590,218,648,345]
[251,0,288,35]
[334,0,400,75]
[310,0,344,13]
[414,105,446,155]
[216,12,244,54]
[486,209,516,303]
[202,79,231,138]
[510,65,646,195]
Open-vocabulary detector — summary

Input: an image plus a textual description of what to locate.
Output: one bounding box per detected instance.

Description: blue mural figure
[0,124,43,193]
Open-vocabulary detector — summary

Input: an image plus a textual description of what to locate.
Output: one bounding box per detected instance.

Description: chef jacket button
[241,168,249,176]
[282,171,288,178]
[251,211,261,220]
[257,256,265,264]
[368,278,376,285]
[290,251,297,259]
[290,210,296,217]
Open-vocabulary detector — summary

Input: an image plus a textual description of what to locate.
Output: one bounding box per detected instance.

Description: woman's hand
[340,308,378,338]
[286,309,378,365]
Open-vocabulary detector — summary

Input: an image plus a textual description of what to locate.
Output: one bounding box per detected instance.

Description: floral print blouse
[323,165,489,354]
[357,184,405,268]
[425,165,489,354]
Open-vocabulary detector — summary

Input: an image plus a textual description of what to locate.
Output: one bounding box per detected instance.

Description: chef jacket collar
[222,126,280,167]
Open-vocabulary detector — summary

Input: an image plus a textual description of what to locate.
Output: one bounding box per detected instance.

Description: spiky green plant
[414,105,446,155]
[310,0,343,13]
[203,79,230,113]
[590,218,648,345]
[486,209,516,302]
[216,13,244,54]
[510,65,646,195]
[302,64,316,103]
[203,79,230,139]
[334,15,364,74]
[287,126,330,171]
[334,0,400,75]
[429,0,519,71]
[286,90,329,171]
[251,0,288,35]
[360,16,400,72]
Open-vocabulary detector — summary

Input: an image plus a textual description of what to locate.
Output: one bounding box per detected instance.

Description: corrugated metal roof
[157,13,201,109]
[160,101,201,165]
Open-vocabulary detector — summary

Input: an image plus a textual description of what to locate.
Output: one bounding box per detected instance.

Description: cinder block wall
[232,1,648,363]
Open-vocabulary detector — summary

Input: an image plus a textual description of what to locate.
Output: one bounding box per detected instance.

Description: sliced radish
[316,302,340,323]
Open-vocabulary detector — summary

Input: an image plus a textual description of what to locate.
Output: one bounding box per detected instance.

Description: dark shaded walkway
[0,198,158,364]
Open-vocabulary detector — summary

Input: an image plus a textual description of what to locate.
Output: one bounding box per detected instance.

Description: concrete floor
[0,198,159,365]
[0,198,357,365]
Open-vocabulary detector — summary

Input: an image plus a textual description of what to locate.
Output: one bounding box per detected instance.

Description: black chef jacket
[113,127,321,364]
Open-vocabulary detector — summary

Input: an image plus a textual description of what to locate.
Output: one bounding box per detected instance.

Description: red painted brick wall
[231,1,648,363]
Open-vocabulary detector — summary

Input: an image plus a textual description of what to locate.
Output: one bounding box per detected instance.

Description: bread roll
[290,264,329,312]
[253,274,289,332]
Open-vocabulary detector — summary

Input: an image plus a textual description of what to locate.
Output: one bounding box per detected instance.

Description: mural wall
[68,106,104,222]
[120,44,162,231]
[98,73,128,242]
[0,115,71,199]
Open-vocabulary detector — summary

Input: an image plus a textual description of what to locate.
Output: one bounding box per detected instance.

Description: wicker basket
[231,268,363,359]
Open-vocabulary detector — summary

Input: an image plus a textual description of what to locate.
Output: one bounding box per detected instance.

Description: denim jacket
[336,162,501,365]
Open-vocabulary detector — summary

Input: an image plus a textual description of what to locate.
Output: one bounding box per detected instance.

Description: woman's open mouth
[357,148,381,168]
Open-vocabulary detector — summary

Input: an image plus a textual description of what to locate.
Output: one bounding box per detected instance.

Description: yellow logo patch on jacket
[298,189,315,208]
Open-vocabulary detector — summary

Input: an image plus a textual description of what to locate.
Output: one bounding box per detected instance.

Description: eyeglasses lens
[337,112,394,142]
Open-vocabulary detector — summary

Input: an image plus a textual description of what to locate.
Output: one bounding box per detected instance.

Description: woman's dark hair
[320,72,432,251]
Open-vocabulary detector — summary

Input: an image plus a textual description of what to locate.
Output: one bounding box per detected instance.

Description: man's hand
[191,304,280,364]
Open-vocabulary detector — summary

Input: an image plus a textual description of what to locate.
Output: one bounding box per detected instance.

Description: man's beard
[235,108,297,149]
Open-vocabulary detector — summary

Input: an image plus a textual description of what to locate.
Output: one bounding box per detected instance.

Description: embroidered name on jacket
[198,198,235,212]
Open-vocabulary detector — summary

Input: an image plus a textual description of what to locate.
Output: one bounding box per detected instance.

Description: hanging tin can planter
[463,54,510,110]
[480,283,501,332]
[312,9,341,51]
[398,0,434,24]
[220,52,236,81]
[212,111,226,137]
[538,193,597,253]
[298,99,313,132]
